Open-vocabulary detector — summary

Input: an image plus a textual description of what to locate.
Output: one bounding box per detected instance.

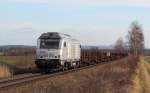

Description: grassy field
[144,56,150,63]
[0,55,35,68]
[1,55,148,93]
[0,55,36,78]
[0,56,139,93]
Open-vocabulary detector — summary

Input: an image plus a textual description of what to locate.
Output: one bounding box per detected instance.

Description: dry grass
[0,64,12,79]
[0,55,37,78]
[132,56,150,93]
[0,56,139,93]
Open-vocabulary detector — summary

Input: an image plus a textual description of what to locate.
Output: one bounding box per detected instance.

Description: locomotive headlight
[55,55,60,58]
[40,56,43,58]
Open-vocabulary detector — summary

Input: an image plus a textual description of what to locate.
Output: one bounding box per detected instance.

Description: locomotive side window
[64,42,67,47]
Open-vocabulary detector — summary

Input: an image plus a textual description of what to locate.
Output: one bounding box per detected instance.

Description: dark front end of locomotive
[35,59,61,70]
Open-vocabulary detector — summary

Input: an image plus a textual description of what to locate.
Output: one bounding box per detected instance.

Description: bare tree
[127,21,144,56]
[114,37,125,52]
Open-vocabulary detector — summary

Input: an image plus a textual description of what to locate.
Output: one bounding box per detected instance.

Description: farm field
[0,56,139,93]
[144,56,150,63]
[0,55,35,67]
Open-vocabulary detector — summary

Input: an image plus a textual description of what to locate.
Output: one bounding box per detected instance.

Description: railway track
[0,73,41,88]
[0,61,111,89]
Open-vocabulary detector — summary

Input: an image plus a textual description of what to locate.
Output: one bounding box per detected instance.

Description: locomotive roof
[39,32,78,42]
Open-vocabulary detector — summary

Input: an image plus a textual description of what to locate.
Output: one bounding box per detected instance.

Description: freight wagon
[81,49,128,65]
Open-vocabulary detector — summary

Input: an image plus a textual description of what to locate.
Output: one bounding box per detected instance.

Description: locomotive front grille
[49,53,55,58]
[35,59,61,69]
[38,51,49,58]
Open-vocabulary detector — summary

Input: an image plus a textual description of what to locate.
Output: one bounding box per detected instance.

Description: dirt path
[133,57,150,93]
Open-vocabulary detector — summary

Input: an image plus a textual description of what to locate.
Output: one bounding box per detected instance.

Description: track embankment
[132,56,150,93]
[0,56,138,93]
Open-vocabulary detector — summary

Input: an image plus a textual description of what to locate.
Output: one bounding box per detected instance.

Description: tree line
[114,21,145,56]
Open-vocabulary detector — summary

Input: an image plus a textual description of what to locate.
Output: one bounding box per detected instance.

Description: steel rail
[0,73,41,88]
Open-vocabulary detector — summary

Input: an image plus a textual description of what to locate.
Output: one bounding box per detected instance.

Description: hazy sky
[0,0,150,48]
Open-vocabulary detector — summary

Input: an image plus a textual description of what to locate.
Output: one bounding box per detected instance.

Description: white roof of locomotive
[39,32,79,42]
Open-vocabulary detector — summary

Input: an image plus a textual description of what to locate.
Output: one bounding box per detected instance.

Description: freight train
[35,32,127,71]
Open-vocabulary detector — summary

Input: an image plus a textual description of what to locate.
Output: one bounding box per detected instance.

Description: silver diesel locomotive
[35,32,81,71]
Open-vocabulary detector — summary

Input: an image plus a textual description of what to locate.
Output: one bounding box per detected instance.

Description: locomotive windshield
[40,39,60,49]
